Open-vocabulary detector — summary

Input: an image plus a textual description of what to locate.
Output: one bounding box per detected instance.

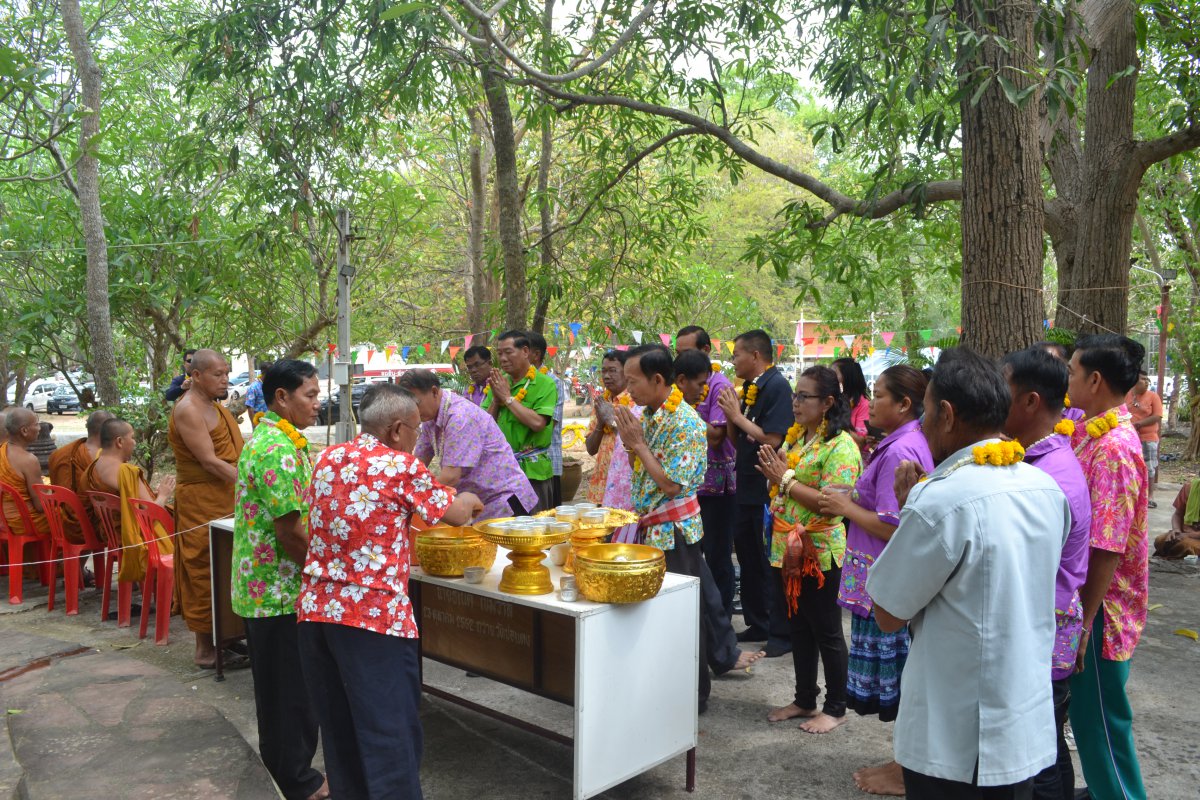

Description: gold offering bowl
[474,519,575,595]
[536,508,639,574]
[414,526,498,577]
[573,543,666,603]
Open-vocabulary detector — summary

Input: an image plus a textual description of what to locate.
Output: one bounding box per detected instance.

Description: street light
[1130,263,1178,399]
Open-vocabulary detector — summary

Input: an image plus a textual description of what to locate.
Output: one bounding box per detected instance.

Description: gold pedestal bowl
[573,543,666,603]
[414,526,498,577]
[536,508,639,573]
[475,519,575,595]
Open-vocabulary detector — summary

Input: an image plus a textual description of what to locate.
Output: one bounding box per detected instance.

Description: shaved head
[189,349,223,375]
[85,409,115,438]
[100,418,133,449]
[5,407,36,435]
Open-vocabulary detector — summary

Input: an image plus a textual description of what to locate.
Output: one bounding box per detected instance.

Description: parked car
[227,373,252,401]
[22,381,63,413]
[46,384,82,414]
[317,381,381,425]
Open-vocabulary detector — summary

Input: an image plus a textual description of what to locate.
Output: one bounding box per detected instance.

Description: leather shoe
[763,641,792,658]
[1073,791,1090,800]
[736,628,767,642]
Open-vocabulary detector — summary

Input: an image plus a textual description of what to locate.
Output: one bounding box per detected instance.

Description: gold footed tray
[474,518,575,595]
[535,508,639,574]
[573,543,666,603]
[414,526,497,577]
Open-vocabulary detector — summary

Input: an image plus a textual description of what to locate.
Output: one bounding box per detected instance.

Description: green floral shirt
[768,429,862,570]
[232,412,311,618]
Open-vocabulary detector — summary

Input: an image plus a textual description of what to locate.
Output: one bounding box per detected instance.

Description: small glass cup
[574,502,598,510]
[463,566,485,584]
[581,508,608,525]
[515,516,536,524]
[525,520,547,535]
[559,587,579,602]
[547,521,573,535]
[560,576,577,591]
[556,506,580,522]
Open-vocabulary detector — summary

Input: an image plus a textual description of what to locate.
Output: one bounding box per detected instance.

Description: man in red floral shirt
[298,384,482,800]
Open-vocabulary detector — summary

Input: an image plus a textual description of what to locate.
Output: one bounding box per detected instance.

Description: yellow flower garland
[603,389,631,406]
[632,386,685,473]
[512,365,537,404]
[1054,418,1076,437]
[539,365,549,375]
[1085,410,1121,439]
[1064,393,1071,408]
[743,381,759,407]
[261,414,308,451]
[971,440,1024,466]
[699,384,709,403]
[252,411,265,426]
[768,421,825,499]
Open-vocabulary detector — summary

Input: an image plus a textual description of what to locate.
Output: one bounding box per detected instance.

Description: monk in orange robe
[82,418,175,581]
[1,408,50,581]
[48,410,112,544]
[169,349,244,668]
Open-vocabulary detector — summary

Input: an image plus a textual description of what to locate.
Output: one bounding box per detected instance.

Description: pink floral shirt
[1071,412,1149,661]
[297,433,456,638]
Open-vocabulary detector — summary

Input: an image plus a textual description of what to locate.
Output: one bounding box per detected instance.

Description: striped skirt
[846,611,909,722]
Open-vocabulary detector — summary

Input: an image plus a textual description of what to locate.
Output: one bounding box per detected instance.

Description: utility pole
[335,209,356,443]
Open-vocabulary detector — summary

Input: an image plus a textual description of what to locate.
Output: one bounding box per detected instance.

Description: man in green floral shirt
[233,359,328,800]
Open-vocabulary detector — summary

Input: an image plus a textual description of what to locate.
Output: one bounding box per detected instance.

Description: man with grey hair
[298,383,482,799]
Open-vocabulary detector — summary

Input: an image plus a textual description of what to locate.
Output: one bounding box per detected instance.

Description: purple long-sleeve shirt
[695,369,736,496]
[847,419,934,561]
[1024,432,1092,680]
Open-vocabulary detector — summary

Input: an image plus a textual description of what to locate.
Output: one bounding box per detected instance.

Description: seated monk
[1154,476,1200,559]
[48,410,113,544]
[1,408,51,577]
[82,418,175,583]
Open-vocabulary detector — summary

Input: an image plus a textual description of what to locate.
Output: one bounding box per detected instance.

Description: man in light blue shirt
[867,348,1070,799]
[528,331,567,506]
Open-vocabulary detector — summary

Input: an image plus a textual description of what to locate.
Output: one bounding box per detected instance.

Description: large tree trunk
[956,0,1045,358]
[476,47,528,330]
[466,108,490,334]
[1054,2,1141,335]
[529,0,556,339]
[60,0,119,406]
[899,267,922,356]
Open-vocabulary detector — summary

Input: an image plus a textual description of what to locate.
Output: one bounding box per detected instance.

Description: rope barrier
[3,517,222,570]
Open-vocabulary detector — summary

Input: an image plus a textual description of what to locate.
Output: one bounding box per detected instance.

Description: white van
[19,379,63,412]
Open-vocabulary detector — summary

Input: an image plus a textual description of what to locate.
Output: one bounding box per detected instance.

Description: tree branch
[1134,124,1200,171]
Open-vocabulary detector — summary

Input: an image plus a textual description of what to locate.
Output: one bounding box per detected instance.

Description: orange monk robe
[168,403,243,635]
[48,438,96,544]
[0,442,50,537]
[81,459,173,582]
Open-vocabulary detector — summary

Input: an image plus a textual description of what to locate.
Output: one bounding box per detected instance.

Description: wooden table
[411,553,699,799]
[208,518,246,681]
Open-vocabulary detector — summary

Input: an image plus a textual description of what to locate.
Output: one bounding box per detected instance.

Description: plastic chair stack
[125,498,176,646]
[85,491,134,626]
[33,484,108,616]
[0,482,51,605]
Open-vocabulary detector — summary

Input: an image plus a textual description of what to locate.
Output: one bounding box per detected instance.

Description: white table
[411,549,699,799]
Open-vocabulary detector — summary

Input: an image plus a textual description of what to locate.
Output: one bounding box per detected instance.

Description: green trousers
[1068,617,1146,800]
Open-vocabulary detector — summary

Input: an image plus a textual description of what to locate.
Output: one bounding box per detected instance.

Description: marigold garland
[602,389,631,406]
[265,415,308,451]
[632,386,685,473]
[743,381,759,408]
[699,384,709,403]
[971,440,1024,466]
[539,365,550,375]
[1064,393,1071,408]
[1084,410,1121,440]
[512,365,537,404]
[768,421,825,499]
[252,411,265,426]
[1054,418,1076,437]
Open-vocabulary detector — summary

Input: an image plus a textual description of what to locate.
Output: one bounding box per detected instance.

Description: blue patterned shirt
[631,401,707,550]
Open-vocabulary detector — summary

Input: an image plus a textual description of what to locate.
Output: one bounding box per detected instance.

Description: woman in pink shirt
[832,357,871,451]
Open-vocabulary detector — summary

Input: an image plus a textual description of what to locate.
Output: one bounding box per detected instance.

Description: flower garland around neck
[1064,393,1071,408]
[1054,418,1076,437]
[698,383,709,404]
[631,385,684,473]
[512,365,537,404]
[742,380,759,407]
[768,420,825,500]
[258,412,308,451]
[971,439,1024,467]
[538,365,549,375]
[1084,410,1121,440]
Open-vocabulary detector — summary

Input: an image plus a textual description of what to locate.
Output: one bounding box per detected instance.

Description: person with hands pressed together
[488,330,557,511]
[756,366,861,734]
[584,350,635,505]
[461,346,493,406]
[614,345,713,709]
[1065,335,1150,800]
[298,384,482,800]
[717,329,795,655]
[232,360,329,800]
[866,348,1070,799]
[818,365,933,794]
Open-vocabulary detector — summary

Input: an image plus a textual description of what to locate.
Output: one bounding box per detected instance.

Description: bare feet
[853,760,905,795]
[767,702,818,722]
[305,777,331,800]
[799,712,847,734]
[193,632,217,668]
[733,649,765,671]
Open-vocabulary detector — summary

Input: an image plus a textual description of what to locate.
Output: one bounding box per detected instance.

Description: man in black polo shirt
[717,329,794,657]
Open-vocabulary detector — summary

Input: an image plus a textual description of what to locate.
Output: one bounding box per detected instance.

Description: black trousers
[700,557,740,675]
[1032,678,1074,800]
[663,533,710,704]
[550,474,563,506]
[299,621,424,800]
[904,767,1034,799]
[529,478,555,512]
[773,564,848,716]
[243,614,324,800]
[699,494,736,617]
[732,503,771,636]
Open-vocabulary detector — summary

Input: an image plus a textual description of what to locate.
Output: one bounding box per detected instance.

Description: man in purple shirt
[400,369,538,520]
[1002,347,1092,800]
[676,327,737,617]
[461,346,493,407]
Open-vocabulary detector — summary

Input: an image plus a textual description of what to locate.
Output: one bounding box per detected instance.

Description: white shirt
[866,440,1069,786]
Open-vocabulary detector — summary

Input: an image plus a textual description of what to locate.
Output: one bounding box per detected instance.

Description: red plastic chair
[0,482,51,605]
[34,484,108,616]
[126,498,176,646]
[86,491,134,626]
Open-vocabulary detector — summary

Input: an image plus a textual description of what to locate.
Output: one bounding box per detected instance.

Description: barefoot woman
[758,366,861,734]
[820,366,933,793]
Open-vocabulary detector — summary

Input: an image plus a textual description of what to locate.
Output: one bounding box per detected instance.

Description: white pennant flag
[582,345,593,359]
[632,330,643,344]
[841,334,856,349]
[440,340,449,354]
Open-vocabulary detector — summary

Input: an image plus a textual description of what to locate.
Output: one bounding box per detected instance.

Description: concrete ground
[1,486,1197,799]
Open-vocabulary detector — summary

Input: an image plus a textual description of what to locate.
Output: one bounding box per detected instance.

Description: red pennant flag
[547,346,558,357]
[802,337,814,346]
[568,331,576,345]
[449,345,461,360]
[422,343,431,354]
[776,343,785,358]
[326,343,337,354]
[367,349,376,362]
